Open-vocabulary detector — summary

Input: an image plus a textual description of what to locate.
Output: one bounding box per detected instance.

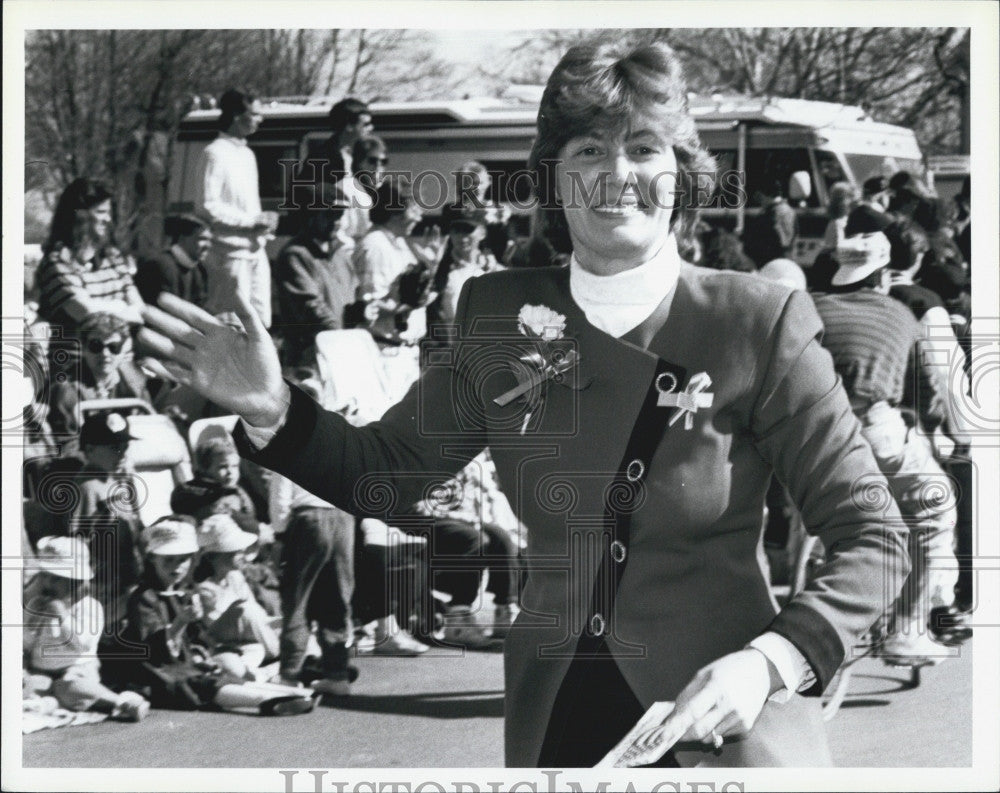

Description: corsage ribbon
[658,371,714,429]
[493,349,580,407]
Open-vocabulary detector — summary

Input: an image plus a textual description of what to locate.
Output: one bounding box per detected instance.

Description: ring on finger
[710,730,724,750]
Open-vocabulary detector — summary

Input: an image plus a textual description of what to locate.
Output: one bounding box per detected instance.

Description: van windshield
[711,148,820,208]
[843,153,925,185]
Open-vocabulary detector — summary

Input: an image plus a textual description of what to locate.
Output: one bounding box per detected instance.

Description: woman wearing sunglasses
[48,312,152,450]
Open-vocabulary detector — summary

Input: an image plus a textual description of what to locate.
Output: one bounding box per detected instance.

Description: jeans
[859,403,958,633]
[278,506,355,678]
[405,518,523,608]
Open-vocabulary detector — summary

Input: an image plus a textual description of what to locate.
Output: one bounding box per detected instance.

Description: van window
[814,150,849,192]
[711,148,819,208]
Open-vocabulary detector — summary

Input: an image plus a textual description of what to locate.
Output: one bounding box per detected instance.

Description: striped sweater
[812,289,944,425]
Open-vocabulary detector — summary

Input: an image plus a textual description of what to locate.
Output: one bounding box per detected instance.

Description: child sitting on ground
[193,514,280,677]
[171,433,280,615]
[23,536,149,722]
[117,517,315,716]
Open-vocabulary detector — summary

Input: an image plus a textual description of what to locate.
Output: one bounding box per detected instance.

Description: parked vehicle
[168,92,926,267]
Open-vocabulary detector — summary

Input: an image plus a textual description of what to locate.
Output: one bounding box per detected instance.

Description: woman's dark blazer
[236,263,909,767]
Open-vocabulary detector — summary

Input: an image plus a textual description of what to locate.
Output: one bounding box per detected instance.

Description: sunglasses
[86,338,124,355]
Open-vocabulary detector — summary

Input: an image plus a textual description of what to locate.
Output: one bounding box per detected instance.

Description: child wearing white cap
[194,514,280,677]
[23,536,150,721]
[116,517,317,715]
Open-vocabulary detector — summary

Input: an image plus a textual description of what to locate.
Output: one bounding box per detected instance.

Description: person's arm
[751,290,909,688]
[649,290,910,754]
[234,279,489,515]
[278,249,343,330]
[139,279,488,510]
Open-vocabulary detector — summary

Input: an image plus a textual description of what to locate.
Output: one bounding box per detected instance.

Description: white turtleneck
[569,237,682,338]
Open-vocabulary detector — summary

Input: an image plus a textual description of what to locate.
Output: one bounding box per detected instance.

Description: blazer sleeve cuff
[766,601,845,695]
[233,382,323,465]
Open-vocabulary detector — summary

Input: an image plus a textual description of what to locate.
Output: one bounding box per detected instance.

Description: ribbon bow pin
[657,371,714,429]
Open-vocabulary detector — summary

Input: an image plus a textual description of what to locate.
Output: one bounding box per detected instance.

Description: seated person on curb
[355,517,432,657]
[172,434,262,538]
[268,376,360,694]
[274,188,357,369]
[193,514,280,678]
[48,312,152,451]
[115,517,317,715]
[136,214,212,309]
[407,451,523,647]
[23,536,150,722]
[172,433,280,615]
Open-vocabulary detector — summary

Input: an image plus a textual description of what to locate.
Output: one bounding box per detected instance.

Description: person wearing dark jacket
[136,215,211,308]
[274,195,356,368]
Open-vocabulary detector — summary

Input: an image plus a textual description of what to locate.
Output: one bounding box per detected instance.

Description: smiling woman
[140,36,908,771]
[532,40,715,266]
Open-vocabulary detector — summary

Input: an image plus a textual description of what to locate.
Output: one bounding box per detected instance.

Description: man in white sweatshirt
[197,89,274,328]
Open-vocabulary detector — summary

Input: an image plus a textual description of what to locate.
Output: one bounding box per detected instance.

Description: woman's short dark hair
[218,88,256,131]
[370,178,415,226]
[44,178,114,254]
[529,37,716,259]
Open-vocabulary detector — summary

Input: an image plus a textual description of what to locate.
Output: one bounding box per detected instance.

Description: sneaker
[880,630,949,665]
[259,693,318,716]
[441,606,492,647]
[371,630,429,656]
[111,691,150,722]
[490,603,520,639]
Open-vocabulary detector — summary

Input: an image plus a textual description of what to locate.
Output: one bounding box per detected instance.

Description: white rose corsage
[494,304,582,432]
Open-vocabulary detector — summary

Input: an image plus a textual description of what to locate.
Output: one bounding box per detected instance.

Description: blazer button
[590,613,606,637]
[610,540,626,563]
[625,459,645,482]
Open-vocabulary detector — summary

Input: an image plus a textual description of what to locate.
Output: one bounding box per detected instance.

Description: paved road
[22,637,972,770]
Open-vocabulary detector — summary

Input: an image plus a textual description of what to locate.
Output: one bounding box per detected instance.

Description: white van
[167,93,925,266]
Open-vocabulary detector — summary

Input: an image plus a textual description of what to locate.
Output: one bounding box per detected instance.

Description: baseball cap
[831,233,892,286]
[80,412,137,447]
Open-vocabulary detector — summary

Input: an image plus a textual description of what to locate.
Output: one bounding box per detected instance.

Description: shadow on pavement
[321,690,504,718]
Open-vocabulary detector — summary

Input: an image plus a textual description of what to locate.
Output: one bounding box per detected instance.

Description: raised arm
[139,283,488,517]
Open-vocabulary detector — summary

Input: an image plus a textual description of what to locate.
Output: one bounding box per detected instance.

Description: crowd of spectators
[22,90,527,724]
[22,84,973,727]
